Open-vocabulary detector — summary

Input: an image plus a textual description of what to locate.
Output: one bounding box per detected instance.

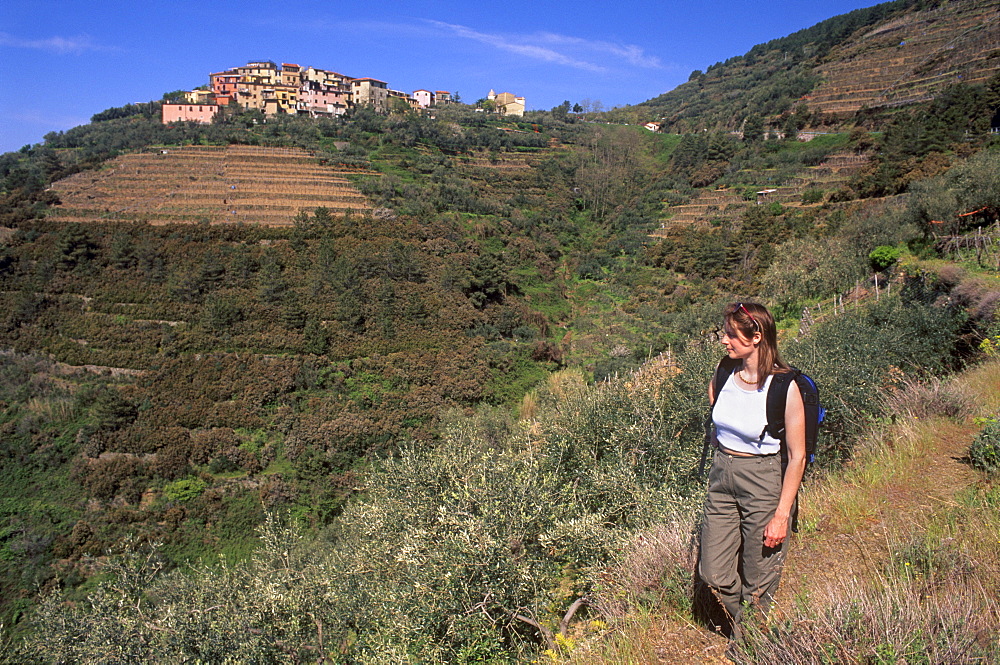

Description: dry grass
[955,359,1000,415]
[25,396,75,423]
[589,516,700,621]
[885,374,975,421]
[804,368,979,533]
[803,417,957,533]
[737,569,1000,664]
[735,479,1000,664]
[544,368,588,402]
[556,360,1000,664]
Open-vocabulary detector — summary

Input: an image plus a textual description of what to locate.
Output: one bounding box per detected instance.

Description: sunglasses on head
[738,303,761,333]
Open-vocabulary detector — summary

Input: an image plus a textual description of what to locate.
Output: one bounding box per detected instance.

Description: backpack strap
[711,356,741,407]
[760,368,799,444]
[700,356,741,476]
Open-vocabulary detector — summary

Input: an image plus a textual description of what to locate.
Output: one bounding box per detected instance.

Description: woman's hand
[763,514,789,549]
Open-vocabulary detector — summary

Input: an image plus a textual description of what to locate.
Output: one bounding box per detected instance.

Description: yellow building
[235,61,279,85]
[488,90,526,117]
[280,63,303,87]
[238,81,299,114]
[303,67,352,89]
[184,89,213,104]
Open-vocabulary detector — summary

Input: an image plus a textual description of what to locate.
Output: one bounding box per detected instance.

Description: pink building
[162,103,221,124]
[298,80,350,116]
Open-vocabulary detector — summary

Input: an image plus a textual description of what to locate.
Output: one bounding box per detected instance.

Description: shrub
[786,294,964,463]
[969,418,1000,474]
[208,454,239,474]
[801,188,824,204]
[11,521,336,664]
[92,388,138,431]
[869,245,901,272]
[14,344,714,660]
[162,476,207,502]
[761,236,867,308]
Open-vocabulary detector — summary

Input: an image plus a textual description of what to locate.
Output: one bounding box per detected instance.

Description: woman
[699,302,806,639]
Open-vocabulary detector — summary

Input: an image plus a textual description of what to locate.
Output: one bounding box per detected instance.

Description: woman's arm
[763,380,806,548]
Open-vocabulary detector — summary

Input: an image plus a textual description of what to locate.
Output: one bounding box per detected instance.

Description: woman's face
[720,320,759,359]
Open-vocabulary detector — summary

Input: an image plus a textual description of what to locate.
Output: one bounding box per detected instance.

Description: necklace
[738,368,756,384]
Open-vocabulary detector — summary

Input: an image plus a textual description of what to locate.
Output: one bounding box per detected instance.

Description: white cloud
[533,32,664,69]
[0,32,105,55]
[424,20,663,73]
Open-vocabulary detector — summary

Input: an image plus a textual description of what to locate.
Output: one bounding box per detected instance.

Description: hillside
[0,0,999,659]
[609,0,1000,131]
[805,0,1000,115]
[6,281,1000,663]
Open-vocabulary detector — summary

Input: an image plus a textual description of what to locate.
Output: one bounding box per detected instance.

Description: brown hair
[723,302,789,388]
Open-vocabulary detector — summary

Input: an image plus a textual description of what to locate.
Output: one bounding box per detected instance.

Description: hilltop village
[162,60,526,124]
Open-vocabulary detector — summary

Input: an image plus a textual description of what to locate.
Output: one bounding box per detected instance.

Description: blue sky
[0,0,885,154]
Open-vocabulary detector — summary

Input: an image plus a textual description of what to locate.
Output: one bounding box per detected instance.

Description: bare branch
[512,613,556,651]
[559,596,588,637]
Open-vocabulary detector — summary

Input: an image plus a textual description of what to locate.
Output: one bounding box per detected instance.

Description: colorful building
[162,103,221,124]
[209,71,241,106]
[299,80,350,116]
[280,63,302,87]
[162,60,454,124]
[235,61,279,85]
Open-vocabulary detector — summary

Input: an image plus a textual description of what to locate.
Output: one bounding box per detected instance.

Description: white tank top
[712,373,781,456]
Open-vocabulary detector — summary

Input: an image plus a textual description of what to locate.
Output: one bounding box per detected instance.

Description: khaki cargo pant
[698,448,789,636]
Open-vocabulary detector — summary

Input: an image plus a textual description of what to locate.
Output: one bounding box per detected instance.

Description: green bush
[869,245,902,272]
[762,236,868,308]
[969,418,1000,474]
[786,294,964,462]
[162,476,207,502]
[801,188,824,204]
[7,291,970,659]
[12,348,714,660]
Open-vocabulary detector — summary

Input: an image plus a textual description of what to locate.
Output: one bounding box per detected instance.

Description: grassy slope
[559,360,1000,663]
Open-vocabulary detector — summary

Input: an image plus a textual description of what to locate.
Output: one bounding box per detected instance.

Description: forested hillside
[1,0,999,661]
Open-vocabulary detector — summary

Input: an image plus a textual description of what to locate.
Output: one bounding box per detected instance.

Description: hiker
[699,302,806,640]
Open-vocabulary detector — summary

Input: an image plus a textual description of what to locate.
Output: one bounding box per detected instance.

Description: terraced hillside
[48,145,372,226]
[619,0,999,133]
[654,150,870,232]
[805,0,1000,115]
